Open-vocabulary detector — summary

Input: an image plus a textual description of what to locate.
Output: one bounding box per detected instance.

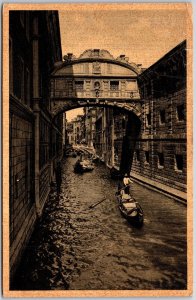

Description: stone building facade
[132,40,186,201]
[66,122,74,145]
[84,107,97,147]
[74,114,86,144]
[94,108,105,160]
[67,114,86,145]
[95,108,128,166]
[9,10,63,279]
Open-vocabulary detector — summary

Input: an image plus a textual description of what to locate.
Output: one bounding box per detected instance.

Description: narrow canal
[12,157,187,290]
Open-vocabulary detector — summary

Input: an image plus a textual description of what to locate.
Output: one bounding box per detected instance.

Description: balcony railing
[51,89,140,99]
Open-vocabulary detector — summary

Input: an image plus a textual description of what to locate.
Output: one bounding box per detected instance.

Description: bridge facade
[50,49,143,118]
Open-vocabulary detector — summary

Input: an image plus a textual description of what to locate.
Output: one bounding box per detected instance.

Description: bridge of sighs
[50,49,143,118]
[50,49,144,174]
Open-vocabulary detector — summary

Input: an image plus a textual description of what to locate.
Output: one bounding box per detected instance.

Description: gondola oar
[88,197,107,209]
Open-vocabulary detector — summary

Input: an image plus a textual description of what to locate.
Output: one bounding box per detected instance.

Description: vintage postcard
[2,2,193,297]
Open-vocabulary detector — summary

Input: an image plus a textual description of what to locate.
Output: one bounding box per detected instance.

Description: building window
[13,55,24,102]
[175,154,183,171]
[145,151,149,164]
[146,113,151,126]
[110,81,119,91]
[176,104,185,121]
[75,81,84,91]
[136,150,140,162]
[159,109,166,124]
[158,152,164,168]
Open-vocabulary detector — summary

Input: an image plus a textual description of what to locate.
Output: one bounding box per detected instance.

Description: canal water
[12,157,187,290]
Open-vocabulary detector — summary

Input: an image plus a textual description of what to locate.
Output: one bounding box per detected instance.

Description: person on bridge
[123,173,133,194]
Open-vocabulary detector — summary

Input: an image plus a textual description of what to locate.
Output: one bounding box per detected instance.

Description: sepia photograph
[2,2,193,297]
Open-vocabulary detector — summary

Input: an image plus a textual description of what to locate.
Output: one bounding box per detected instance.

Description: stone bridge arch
[51,99,143,120]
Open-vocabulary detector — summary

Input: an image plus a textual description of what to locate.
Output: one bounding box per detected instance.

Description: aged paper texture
[3,2,193,297]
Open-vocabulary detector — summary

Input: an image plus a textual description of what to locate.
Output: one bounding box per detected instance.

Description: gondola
[91,155,99,163]
[71,151,77,158]
[110,167,123,180]
[74,159,94,173]
[116,192,143,226]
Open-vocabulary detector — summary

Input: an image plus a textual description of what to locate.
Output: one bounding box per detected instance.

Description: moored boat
[71,151,77,158]
[74,158,94,173]
[116,192,143,226]
[91,155,99,163]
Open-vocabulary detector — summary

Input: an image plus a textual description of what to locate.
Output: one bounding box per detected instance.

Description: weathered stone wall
[132,87,186,200]
[9,10,63,281]
[132,140,186,192]
[10,107,37,279]
[131,41,187,201]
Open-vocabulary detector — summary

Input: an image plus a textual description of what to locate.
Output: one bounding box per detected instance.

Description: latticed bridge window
[75,81,84,91]
[110,81,119,91]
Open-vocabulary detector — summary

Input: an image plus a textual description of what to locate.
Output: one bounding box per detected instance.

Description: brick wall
[10,111,37,278]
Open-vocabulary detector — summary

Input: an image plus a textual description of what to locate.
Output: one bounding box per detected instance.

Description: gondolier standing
[123,173,133,194]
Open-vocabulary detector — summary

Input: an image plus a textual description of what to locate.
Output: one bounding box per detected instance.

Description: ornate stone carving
[94,81,101,89]
[79,49,114,60]
[94,81,101,97]
[93,62,101,74]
